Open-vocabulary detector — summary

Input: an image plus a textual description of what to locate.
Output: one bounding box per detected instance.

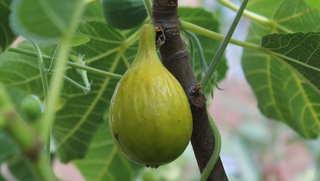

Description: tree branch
[152,0,228,180]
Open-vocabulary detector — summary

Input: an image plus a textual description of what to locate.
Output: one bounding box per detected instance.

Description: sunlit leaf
[247,0,285,18]
[304,0,320,10]
[272,0,320,33]
[262,33,320,94]
[242,0,320,138]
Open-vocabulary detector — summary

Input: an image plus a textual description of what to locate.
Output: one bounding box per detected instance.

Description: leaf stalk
[200,0,249,90]
[143,0,153,22]
[39,0,86,144]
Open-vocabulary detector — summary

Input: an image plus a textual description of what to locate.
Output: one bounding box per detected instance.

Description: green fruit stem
[132,24,157,65]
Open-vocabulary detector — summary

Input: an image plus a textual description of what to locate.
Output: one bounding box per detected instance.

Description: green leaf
[247,0,285,18]
[179,7,227,94]
[9,0,85,43]
[0,43,50,97]
[101,0,147,30]
[71,34,90,47]
[73,118,143,181]
[262,33,320,94]
[0,20,138,162]
[0,130,19,162]
[83,0,104,21]
[272,0,320,33]
[242,0,320,138]
[54,20,136,162]
[8,156,41,181]
[0,0,17,55]
[305,0,320,10]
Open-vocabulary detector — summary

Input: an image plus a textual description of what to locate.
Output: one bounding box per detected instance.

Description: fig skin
[109,24,193,168]
[21,95,42,121]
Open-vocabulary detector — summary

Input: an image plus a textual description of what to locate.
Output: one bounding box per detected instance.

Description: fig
[109,24,193,168]
[21,95,42,121]
[101,0,147,30]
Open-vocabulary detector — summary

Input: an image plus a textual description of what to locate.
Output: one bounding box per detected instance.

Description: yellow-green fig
[109,24,193,168]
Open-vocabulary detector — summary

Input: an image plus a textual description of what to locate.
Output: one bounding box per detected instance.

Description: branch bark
[152,1,228,180]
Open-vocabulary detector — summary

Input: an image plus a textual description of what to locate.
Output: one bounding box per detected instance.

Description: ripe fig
[109,24,193,168]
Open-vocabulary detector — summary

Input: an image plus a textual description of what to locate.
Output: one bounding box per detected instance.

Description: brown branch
[152,1,228,180]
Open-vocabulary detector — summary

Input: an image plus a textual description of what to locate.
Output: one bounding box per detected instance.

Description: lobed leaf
[262,33,320,94]
[0,20,137,162]
[242,0,320,138]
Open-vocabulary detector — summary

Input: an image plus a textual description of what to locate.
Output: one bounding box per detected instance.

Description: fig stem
[122,27,141,49]
[131,24,157,65]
